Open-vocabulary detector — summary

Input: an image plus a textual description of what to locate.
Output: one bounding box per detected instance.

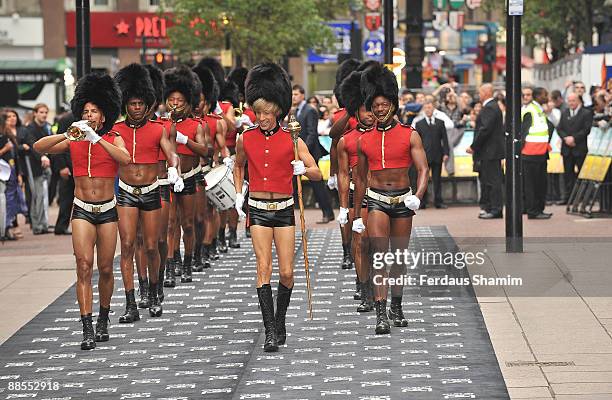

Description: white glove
[403,195,420,211]
[175,131,188,145]
[597,119,608,128]
[173,177,184,192]
[80,122,101,144]
[327,175,338,190]
[223,157,234,170]
[240,114,254,127]
[235,192,247,221]
[214,102,223,115]
[352,218,366,233]
[291,160,306,176]
[337,207,349,226]
[167,167,179,184]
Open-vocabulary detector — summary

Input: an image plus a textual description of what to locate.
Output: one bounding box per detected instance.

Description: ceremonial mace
[287,114,313,320]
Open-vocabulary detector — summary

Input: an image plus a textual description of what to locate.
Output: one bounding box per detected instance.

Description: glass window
[150,0,160,5]
[94,0,108,5]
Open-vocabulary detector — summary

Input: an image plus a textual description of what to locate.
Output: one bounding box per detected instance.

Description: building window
[150,0,160,5]
[94,0,109,5]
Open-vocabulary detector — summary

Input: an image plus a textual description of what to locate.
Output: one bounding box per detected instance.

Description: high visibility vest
[521,102,551,156]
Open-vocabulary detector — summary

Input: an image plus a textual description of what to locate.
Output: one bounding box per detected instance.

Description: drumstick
[287,115,313,320]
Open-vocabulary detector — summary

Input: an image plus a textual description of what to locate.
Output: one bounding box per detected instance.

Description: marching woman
[113,64,179,322]
[161,66,208,285]
[33,73,131,350]
[233,63,322,352]
[352,63,429,335]
[336,70,376,312]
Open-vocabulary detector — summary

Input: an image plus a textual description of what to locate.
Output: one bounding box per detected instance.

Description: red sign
[363,0,381,11]
[66,12,174,48]
[365,13,382,31]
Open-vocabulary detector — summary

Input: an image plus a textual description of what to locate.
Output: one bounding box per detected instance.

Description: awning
[0,58,72,83]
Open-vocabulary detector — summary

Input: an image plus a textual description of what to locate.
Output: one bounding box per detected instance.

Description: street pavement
[0,204,611,399]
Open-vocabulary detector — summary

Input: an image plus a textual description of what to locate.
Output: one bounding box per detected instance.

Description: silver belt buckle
[267,202,278,211]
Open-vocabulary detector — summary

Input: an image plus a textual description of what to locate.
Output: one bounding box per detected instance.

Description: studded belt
[366,188,412,205]
[248,198,294,211]
[119,179,159,196]
[74,197,117,214]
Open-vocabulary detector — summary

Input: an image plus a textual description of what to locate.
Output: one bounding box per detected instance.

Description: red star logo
[115,20,130,35]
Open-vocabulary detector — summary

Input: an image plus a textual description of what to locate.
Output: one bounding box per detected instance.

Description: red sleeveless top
[332,108,358,132]
[158,117,201,158]
[71,132,119,178]
[358,121,413,171]
[242,125,294,195]
[343,126,372,168]
[113,120,163,164]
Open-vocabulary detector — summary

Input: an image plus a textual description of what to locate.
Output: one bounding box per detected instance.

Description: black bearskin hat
[70,72,121,133]
[228,66,249,100]
[191,71,202,107]
[193,65,219,107]
[114,63,156,112]
[245,63,291,120]
[195,57,225,92]
[163,65,195,105]
[356,60,379,72]
[333,58,360,108]
[143,64,164,107]
[340,71,364,117]
[360,62,398,112]
[220,80,240,107]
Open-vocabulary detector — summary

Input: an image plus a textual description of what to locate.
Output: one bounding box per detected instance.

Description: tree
[163,0,338,66]
[487,0,607,62]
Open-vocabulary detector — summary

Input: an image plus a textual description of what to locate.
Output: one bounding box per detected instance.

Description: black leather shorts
[117,185,161,211]
[367,187,416,218]
[349,188,368,209]
[71,199,118,225]
[248,198,295,228]
[159,183,171,203]
[174,175,196,196]
[195,171,205,187]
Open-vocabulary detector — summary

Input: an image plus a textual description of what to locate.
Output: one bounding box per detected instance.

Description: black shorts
[228,146,236,156]
[367,187,416,218]
[117,185,161,211]
[248,198,295,228]
[349,188,368,209]
[174,175,197,196]
[159,184,171,203]
[195,171,205,187]
[71,199,118,225]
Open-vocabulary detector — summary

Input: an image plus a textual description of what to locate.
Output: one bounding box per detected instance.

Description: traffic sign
[363,36,383,60]
[433,0,447,9]
[466,0,482,9]
[363,0,381,11]
[450,0,464,9]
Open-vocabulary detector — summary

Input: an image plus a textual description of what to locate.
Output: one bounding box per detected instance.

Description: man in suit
[556,92,593,204]
[292,84,334,223]
[416,101,450,209]
[52,112,75,235]
[22,103,53,234]
[467,84,505,219]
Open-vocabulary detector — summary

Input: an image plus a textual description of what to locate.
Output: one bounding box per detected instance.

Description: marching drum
[204,165,247,210]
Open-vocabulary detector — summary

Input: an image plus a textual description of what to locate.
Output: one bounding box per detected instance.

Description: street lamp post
[75,0,91,79]
[383,0,393,65]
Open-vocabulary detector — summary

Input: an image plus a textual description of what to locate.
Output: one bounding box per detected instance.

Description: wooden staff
[287,114,313,320]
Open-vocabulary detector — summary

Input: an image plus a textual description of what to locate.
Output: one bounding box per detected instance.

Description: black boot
[211,239,220,260]
[341,244,353,269]
[81,314,95,350]
[173,250,182,276]
[95,306,110,342]
[388,296,408,327]
[354,278,361,300]
[257,284,278,352]
[148,281,163,317]
[181,254,192,283]
[193,244,204,272]
[137,277,150,309]
[163,259,176,288]
[275,283,293,346]
[228,228,240,248]
[218,229,228,253]
[357,280,374,312]
[118,289,140,323]
[158,264,165,302]
[202,244,211,269]
[374,299,390,334]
